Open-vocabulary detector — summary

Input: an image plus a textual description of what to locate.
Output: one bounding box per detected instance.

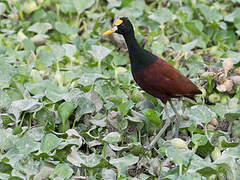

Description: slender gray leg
[147,103,171,150]
[169,99,180,138]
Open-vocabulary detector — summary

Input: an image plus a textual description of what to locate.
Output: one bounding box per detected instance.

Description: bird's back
[132,57,201,104]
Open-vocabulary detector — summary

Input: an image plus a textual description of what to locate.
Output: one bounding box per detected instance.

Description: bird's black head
[115,17,134,35]
[103,17,134,36]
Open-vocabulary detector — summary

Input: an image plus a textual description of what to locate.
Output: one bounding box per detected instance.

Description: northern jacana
[103,17,201,150]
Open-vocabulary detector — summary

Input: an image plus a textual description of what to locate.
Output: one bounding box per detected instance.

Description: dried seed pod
[222,58,233,77]
[230,76,240,85]
[216,79,233,92]
[234,67,240,75]
[209,118,218,126]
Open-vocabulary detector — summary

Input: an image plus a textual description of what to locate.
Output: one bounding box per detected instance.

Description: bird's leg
[147,103,171,150]
[169,99,181,138]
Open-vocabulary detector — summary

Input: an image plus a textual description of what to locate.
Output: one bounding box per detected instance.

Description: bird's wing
[141,58,200,96]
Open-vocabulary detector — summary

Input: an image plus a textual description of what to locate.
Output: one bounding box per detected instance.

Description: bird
[103,17,201,150]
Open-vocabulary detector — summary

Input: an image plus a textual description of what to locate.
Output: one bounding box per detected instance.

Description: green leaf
[192,134,208,146]
[102,132,121,144]
[210,103,228,118]
[148,8,173,24]
[0,128,17,151]
[50,164,73,179]
[185,20,203,34]
[102,168,116,180]
[73,0,95,15]
[78,73,108,86]
[88,45,112,60]
[23,39,35,51]
[187,105,216,124]
[27,22,52,34]
[76,97,96,117]
[221,139,239,148]
[197,4,222,22]
[234,17,240,30]
[55,22,78,35]
[49,44,66,60]
[119,101,134,116]
[58,102,75,125]
[0,2,6,15]
[62,44,77,58]
[0,90,11,108]
[15,137,40,154]
[214,30,237,47]
[166,146,193,165]
[8,99,43,120]
[143,109,161,126]
[40,134,62,154]
[109,154,139,176]
[35,50,56,69]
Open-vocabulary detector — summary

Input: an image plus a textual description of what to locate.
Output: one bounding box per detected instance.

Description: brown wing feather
[133,58,201,104]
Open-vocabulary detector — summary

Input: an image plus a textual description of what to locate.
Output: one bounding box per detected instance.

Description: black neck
[122,32,158,73]
[123,32,140,54]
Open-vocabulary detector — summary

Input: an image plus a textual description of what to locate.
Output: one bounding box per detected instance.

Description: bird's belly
[132,71,170,103]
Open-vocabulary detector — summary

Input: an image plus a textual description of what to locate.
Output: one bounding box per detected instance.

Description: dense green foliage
[0,0,240,179]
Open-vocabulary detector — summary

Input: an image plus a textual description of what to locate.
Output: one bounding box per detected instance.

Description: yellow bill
[103,26,118,36]
[103,19,123,36]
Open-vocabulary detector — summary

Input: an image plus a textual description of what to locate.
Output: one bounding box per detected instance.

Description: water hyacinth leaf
[88,90,104,112]
[25,127,45,142]
[106,0,121,9]
[49,164,73,179]
[23,39,35,52]
[0,2,6,15]
[221,139,239,148]
[45,84,68,102]
[102,168,116,180]
[55,22,78,35]
[214,30,237,47]
[182,40,198,52]
[187,105,216,124]
[224,8,240,22]
[185,20,203,35]
[68,146,102,168]
[58,102,75,125]
[166,146,193,165]
[143,109,161,126]
[222,146,240,158]
[8,99,43,120]
[0,129,17,151]
[210,103,228,118]
[78,73,108,86]
[73,0,95,15]
[33,166,54,180]
[0,90,11,108]
[76,97,96,117]
[35,50,56,69]
[88,45,112,60]
[189,158,217,177]
[197,4,222,22]
[148,8,173,24]
[62,44,77,59]
[102,132,121,144]
[119,101,134,116]
[27,22,52,34]
[109,154,139,176]
[49,44,66,60]
[40,134,62,154]
[192,134,208,146]
[15,137,40,154]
